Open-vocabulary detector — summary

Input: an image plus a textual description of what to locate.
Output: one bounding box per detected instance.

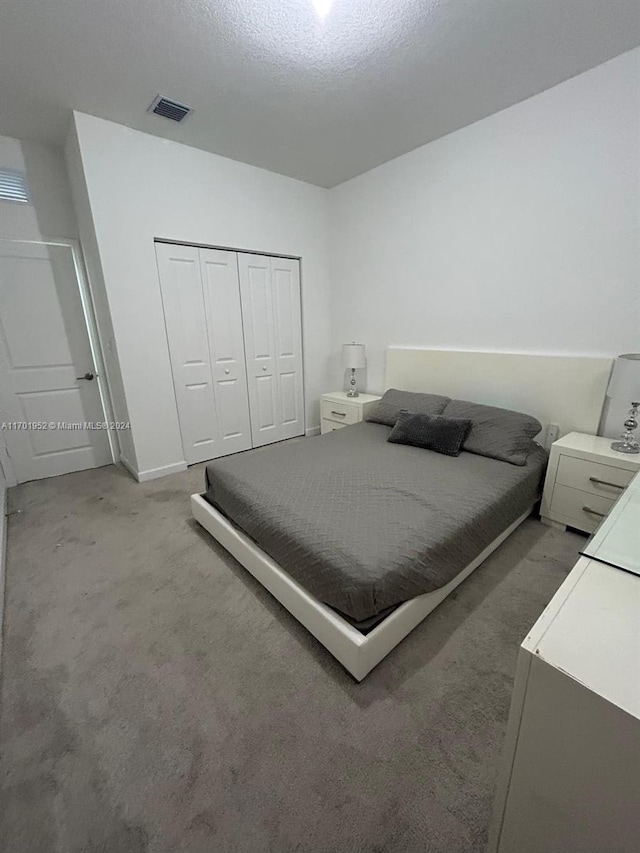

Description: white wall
[64,128,136,467]
[329,48,640,436]
[0,134,78,241]
[64,48,639,477]
[68,113,332,478]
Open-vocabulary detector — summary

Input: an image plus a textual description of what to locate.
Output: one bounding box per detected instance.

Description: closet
[155,242,304,465]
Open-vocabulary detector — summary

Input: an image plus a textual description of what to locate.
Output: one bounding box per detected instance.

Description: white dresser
[541,432,640,533]
[489,472,640,853]
[320,391,381,435]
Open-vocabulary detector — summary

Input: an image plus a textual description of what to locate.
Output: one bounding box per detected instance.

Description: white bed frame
[192,349,612,681]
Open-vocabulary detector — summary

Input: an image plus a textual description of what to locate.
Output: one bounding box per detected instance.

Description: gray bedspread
[204,422,547,622]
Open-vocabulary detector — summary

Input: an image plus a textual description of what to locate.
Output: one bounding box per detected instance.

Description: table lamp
[607,353,640,454]
[342,342,366,397]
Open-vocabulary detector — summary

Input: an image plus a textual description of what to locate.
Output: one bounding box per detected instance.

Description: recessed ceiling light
[219,1,426,72]
[313,0,333,19]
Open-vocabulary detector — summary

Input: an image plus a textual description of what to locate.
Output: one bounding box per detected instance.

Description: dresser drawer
[321,399,360,425]
[551,484,616,533]
[321,418,348,434]
[556,455,633,498]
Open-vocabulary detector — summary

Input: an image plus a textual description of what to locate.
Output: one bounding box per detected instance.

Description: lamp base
[611,402,639,454]
[610,440,639,454]
[346,367,359,397]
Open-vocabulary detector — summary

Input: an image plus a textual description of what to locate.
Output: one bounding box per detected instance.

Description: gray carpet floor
[0,460,584,853]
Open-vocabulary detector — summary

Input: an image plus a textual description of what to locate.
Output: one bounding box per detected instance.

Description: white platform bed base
[192,493,534,681]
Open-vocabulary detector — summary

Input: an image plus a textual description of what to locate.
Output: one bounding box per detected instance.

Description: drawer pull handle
[330,410,346,417]
[588,476,624,490]
[582,505,607,518]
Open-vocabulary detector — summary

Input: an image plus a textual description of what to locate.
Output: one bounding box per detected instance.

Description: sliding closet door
[238,253,304,447]
[199,248,252,456]
[156,242,219,464]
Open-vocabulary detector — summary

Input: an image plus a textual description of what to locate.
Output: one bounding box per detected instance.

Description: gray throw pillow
[442,399,542,466]
[366,388,450,426]
[387,412,472,456]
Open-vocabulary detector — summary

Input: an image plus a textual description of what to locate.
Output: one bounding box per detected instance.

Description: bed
[192,349,612,680]
[202,421,547,626]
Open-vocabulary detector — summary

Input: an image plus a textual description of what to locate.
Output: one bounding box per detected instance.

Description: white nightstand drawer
[321,399,359,425]
[321,418,347,433]
[551,484,615,533]
[319,391,381,435]
[556,455,633,498]
[541,432,640,534]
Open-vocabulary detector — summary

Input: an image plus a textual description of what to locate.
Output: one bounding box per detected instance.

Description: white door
[156,242,253,464]
[271,256,305,440]
[156,242,219,464]
[238,253,304,447]
[0,241,112,483]
[199,248,252,456]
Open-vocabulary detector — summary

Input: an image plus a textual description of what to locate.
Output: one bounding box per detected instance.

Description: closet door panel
[200,248,252,455]
[255,374,277,430]
[155,242,219,464]
[279,372,297,424]
[271,257,304,439]
[247,267,272,360]
[238,253,280,447]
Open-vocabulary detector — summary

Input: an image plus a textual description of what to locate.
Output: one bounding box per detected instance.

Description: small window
[0,168,30,203]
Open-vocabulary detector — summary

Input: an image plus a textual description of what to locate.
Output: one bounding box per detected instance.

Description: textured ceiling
[0,0,639,187]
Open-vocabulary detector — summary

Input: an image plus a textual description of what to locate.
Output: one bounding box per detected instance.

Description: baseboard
[305,426,321,437]
[119,454,138,480]
[122,458,188,482]
[137,461,188,482]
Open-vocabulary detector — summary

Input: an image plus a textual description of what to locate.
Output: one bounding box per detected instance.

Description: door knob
[76,372,95,381]
[225,369,230,375]
[262,365,267,371]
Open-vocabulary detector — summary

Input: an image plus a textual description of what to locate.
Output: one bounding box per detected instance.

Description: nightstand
[320,391,381,434]
[541,432,640,533]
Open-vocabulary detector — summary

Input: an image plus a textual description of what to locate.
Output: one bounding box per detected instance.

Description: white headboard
[385,348,612,440]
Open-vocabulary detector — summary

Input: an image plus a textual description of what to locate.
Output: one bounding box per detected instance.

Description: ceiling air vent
[148,95,193,123]
[0,168,30,203]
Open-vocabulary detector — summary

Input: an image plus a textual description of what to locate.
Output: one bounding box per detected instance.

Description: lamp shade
[342,342,366,370]
[607,354,640,401]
